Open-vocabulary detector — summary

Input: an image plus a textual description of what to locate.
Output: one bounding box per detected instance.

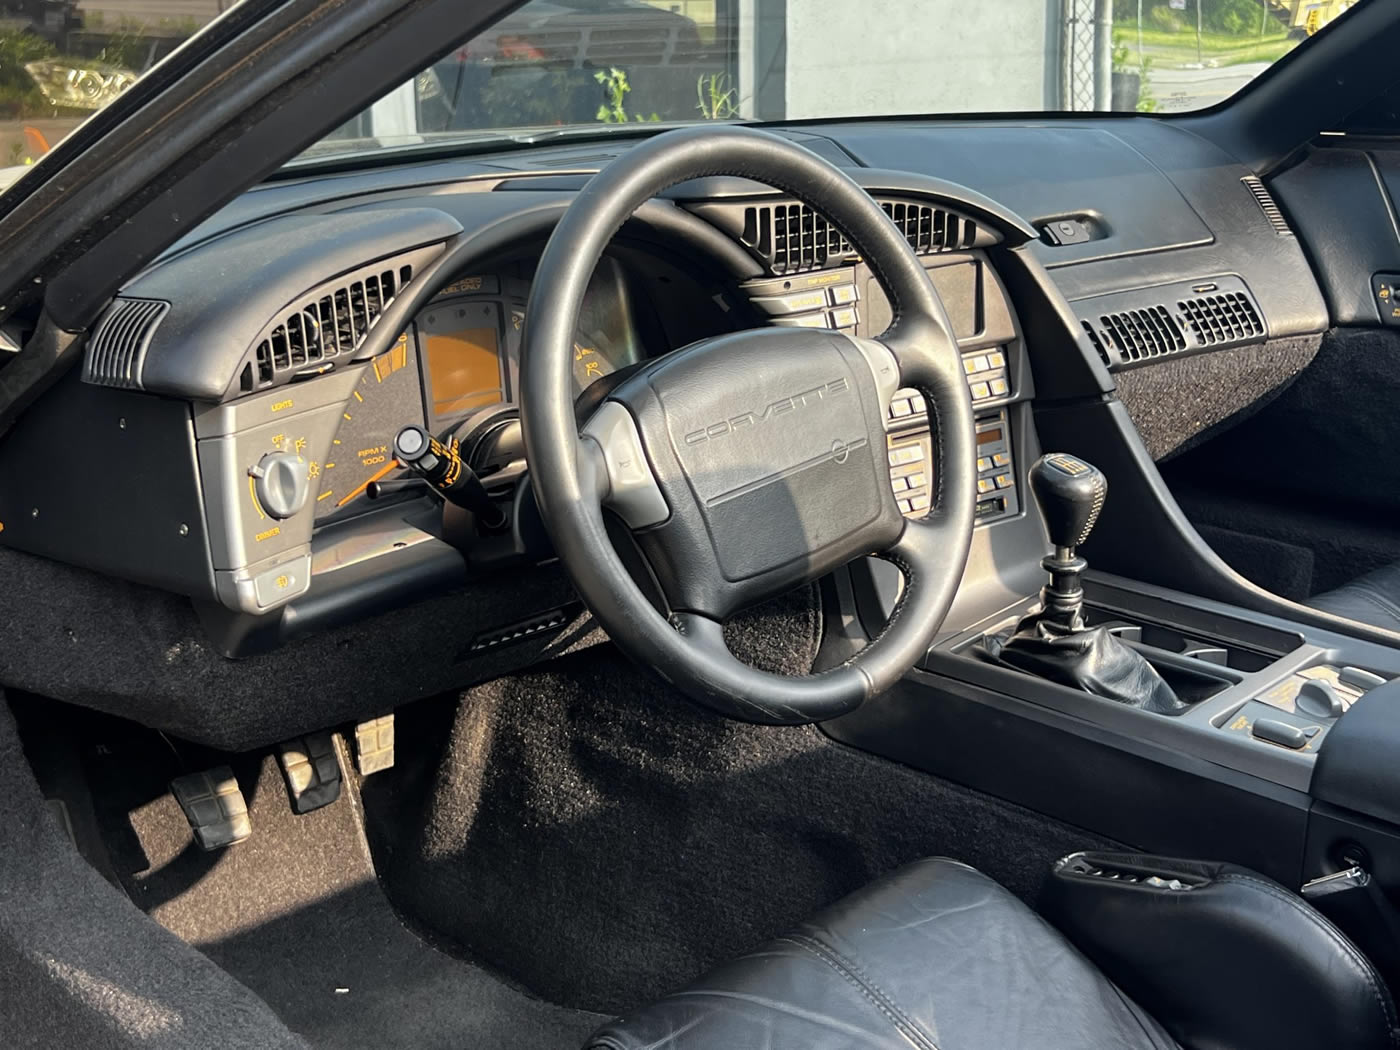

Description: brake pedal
[277,733,342,814]
[354,714,395,776]
[170,766,251,850]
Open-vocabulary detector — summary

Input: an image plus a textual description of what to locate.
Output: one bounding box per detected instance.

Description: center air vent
[724,198,980,275]
[1078,279,1265,369]
[244,257,416,393]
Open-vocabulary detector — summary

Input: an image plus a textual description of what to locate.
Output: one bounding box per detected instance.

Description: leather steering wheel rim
[520,126,976,724]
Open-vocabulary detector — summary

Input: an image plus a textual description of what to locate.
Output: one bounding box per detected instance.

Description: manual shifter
[1028,454,1104,631]
[986,453,1187,715]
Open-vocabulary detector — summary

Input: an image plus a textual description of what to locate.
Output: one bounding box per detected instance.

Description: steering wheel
[520,126,976,725]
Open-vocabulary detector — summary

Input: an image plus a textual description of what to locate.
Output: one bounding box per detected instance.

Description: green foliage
[696,72,738,120]
[1115,1,1279,39]
[594,67,658,124]
[595,67,630,123]
[1111,43,1157,113]
[0,31,56,116]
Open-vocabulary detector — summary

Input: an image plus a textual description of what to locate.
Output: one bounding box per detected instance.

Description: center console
[826,431,1400,993]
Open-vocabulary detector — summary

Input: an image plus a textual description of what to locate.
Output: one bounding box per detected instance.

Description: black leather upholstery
[587,858,1179,1050]
[1043,851,1400,1050]
[1311,561,1400,633]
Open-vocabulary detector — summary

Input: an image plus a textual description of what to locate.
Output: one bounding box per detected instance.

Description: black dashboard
[0,117,1330,666]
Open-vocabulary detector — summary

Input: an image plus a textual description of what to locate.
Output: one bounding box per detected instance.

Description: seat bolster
[1310,561,1400,633]
[587,858,1177,1050]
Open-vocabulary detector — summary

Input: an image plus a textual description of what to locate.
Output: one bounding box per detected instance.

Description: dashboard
[0,118,1329,668]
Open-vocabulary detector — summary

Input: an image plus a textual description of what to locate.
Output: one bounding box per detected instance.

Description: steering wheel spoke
[578,401,669,530]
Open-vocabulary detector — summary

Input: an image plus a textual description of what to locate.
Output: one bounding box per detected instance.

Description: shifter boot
[987,617,1188,715]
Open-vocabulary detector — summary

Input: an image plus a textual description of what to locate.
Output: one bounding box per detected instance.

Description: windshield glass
[297,0,1368,162]
[0,0,1367,177]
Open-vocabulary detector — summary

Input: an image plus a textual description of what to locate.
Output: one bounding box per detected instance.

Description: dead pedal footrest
[277,733,342,814]
[170,766,251,850]
[354,714,395,776]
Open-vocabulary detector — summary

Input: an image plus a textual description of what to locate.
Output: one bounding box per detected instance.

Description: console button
[830,285,859,305]
[751,290,828,315]
[990,378,1009,397]
[977,456,993,472]
[1252,718,1307,750]
[829,307,859,329]
[987,350,1006,369]
[992,452,1011,467]
[970,382,991,400]
[770,313,827,328]
[890,399,912,418]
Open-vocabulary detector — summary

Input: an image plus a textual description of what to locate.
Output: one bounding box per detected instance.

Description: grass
[1113,25,1297,68]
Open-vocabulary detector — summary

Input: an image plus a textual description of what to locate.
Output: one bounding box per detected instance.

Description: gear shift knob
[1029,453,1107,553]
[1027,453,1107,631]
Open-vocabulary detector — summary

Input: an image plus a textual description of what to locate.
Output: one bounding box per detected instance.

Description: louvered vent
[739,199,977,275]
[247,262,412,390]
[1084,290,1265,368]
[83,297,170,389]
[1241,176,1293,236]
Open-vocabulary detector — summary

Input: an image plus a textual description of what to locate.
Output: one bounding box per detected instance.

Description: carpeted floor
[371,646,1122,1016]
[0,694,306,1049]
[67,712,604,1050]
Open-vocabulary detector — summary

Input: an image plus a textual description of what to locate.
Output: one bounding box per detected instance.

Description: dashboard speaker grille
[1084,288,1265,368]
[83,297,170,390]
[738,198,978,275]
[1241,176,1293,236]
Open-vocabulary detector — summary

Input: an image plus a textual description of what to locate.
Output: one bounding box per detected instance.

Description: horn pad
[614,327,904,616]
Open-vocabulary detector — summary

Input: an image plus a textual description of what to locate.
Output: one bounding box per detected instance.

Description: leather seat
[587,855,1400,1050]
[1312,561,1400,633]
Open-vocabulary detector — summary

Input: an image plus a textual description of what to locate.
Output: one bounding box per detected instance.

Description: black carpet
[70,718,604,1050]
[0,694,305,1048]
[375,646,1120,1016]
[1161,328,1400,597]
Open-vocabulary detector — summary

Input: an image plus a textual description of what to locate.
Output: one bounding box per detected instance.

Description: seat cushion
[586,858,1178,1050]
[1311,561,1400,633]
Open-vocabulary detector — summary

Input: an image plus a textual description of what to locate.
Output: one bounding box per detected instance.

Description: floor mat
[80,723,603,1050]
[373,647,1122,1015]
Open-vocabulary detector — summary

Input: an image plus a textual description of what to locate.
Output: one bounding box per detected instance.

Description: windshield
[0,0,1368,176]
[298,0,1368,161]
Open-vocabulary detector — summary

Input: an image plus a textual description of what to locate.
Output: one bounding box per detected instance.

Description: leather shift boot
[987,617,1188,714]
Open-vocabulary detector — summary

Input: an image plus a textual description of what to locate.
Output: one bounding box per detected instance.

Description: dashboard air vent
[1241,176,1293,236]
[1083,288,1265,368]
[247,261,413,390]
[83,297,170,390]
[738,199,977,275]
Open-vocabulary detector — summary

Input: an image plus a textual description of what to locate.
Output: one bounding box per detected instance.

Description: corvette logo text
[683,377,850,445]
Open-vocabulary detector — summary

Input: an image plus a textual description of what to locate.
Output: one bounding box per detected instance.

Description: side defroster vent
[246,260,414,390]
[83,297,170,390]
[1241,176,1293,236]
[1079,280,1266,370]
[737,198,979,275]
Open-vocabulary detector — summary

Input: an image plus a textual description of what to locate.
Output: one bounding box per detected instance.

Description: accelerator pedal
[354,714,395,776]
[277,733,342,814]
[170,766,251,850]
